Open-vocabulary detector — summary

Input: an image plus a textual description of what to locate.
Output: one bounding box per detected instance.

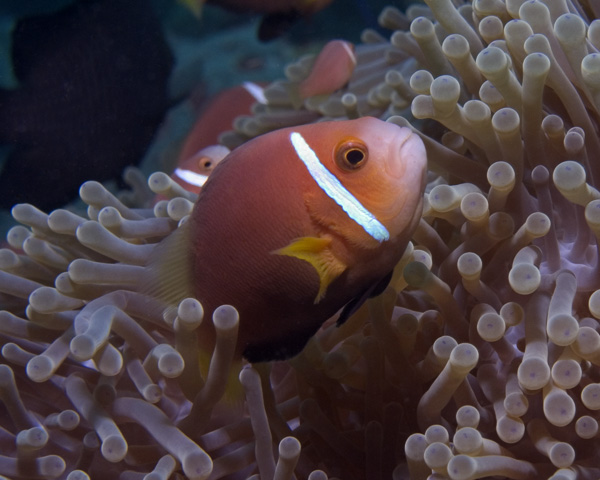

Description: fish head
[295,117,427,246]
[172,144,230,194]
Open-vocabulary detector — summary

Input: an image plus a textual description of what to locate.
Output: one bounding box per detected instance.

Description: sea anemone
[2,0,600,479]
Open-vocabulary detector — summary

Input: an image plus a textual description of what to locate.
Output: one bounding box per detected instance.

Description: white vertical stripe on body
[242,81,267,104]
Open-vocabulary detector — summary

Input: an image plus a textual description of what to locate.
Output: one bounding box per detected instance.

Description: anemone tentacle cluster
[2,0,600,479]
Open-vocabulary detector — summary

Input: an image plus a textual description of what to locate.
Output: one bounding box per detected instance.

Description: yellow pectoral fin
[273,236,346,303]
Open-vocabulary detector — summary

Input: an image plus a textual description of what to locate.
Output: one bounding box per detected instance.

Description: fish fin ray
[140,222,194,307]
[273,236,346,303]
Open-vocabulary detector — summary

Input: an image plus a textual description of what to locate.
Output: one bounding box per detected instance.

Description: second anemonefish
[298,39,356,99]
[171,145,230,194]
[146,117,427,362]
[167,82,266,196]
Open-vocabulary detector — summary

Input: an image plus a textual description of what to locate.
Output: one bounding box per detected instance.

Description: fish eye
[336,141,368,171]
[198,157,212,170]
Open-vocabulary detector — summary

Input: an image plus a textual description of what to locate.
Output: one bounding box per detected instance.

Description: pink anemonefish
[171,145,230,195]
[298,39,356,99]
[146,117,427,362]
[168,82,265,196]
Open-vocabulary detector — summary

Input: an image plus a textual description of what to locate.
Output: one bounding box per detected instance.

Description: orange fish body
[151,117,427,362]
[298,40,356,99]
[178,83,263,164]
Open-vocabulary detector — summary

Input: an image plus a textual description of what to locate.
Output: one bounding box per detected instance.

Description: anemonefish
[146,117,427,362]
[171,145,230,194]
[178,82,265,165]
[169,82,265,195]
[298,40,356,99]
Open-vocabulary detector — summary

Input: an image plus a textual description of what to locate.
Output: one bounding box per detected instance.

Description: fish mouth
[386,127,428,182]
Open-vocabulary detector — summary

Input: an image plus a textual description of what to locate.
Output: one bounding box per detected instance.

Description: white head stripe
[174,168,209,187]
[242,81,267,104]
[290,132,389,242]
[341,42,356,66]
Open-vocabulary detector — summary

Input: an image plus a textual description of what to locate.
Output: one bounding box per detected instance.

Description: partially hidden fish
[298,40,356,99]
[177,82,265,165]
[169,82,265,195]
[172,144,230,194]
[146,117,427,362]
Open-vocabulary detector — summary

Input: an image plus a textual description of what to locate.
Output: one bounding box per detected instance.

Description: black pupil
[346,149,364,165]
[203,160,212,169]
